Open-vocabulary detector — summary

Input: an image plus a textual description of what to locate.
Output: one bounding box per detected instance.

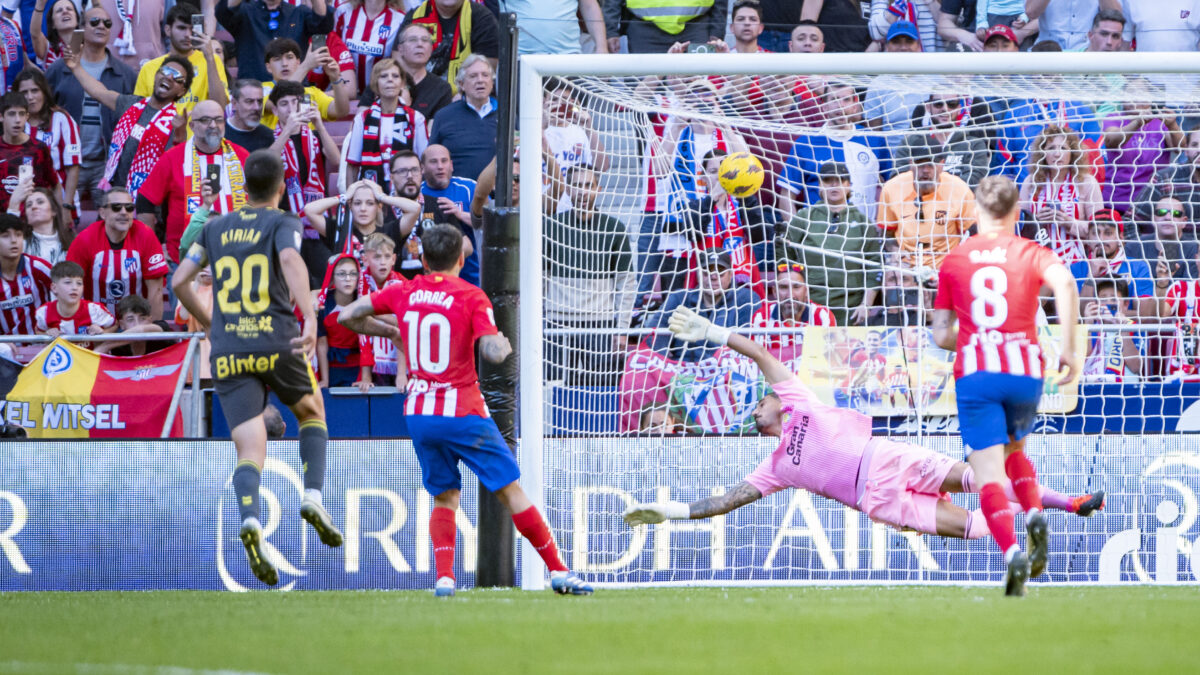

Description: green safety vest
[626,0,714,35]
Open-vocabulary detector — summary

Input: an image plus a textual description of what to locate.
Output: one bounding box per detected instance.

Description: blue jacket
[429,98,498,182]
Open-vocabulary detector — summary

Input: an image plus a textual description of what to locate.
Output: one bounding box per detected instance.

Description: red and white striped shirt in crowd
[66,220,169,315]
[0,253,53,336]
[1029,176,1086,265]
[365,269,405,377]
[750,300,836,349]
[1163,279,1200,379]
[27,112,81,187]
[935,231,1062,380]
[369,272,496,417]
[35,297,114,335]
[335,3,404,94]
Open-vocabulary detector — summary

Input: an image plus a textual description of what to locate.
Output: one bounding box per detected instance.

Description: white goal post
[516,53,1200,590]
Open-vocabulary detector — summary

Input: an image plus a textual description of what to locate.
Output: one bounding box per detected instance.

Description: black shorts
[212,350,318,430]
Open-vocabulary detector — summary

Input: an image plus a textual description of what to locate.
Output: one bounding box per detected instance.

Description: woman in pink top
[623,307,1104,538]
[1019,125,1101,266]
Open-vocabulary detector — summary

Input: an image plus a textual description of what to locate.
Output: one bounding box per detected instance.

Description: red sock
[979,483,1018,556]
[430,507,457,581]
[1004,451,1043,513]
[512,506,568,573]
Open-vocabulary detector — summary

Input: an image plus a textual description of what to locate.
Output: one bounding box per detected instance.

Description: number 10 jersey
[195,207,304,355]
[935,231,1062,380]
[369,272,499,418]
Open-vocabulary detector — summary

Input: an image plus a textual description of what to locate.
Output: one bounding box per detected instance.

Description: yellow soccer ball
[717,151,765,198]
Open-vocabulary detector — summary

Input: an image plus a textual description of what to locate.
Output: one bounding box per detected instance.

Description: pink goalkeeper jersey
[744,376,874,506]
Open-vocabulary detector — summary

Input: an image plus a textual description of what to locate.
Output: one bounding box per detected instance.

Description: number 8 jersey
[194,207,303,354]
[934,231,1062,380]
[369,272,498,418]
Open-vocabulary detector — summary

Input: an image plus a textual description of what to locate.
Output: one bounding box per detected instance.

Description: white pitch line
[0,661,276,675]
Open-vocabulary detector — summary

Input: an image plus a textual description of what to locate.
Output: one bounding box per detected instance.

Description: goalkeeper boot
[239,519,279,587]
[301,497,344,548]
[1004,551,1030,598]
[550,571,593,596]
[434,577,455,598]
[1071,491,1106,517]
[1026,511,1049,578]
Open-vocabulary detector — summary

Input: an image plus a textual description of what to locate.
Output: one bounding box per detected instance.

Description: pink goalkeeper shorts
[856,437,958,535]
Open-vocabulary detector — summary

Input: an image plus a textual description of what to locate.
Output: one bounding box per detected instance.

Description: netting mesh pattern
[544,435,1199,585]
[535,70,1200,437]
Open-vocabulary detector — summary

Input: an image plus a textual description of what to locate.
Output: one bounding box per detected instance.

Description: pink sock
[961,466,1073,512]
[965,509,991,539]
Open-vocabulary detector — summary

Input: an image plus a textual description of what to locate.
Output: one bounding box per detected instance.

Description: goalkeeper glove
[623,502,690,526]
[667,306,731,345]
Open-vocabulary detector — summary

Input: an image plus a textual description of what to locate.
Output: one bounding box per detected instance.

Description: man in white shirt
[1026,0,1121,51]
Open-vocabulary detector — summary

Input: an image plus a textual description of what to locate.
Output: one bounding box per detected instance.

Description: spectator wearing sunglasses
[1127,197,1198,282]
[896,94,990,190]
[63,48,192,199]
[133,4,229,114]
[46,6,137,206]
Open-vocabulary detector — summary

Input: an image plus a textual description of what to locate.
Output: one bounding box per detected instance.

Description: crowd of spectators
[0,0,1196,406]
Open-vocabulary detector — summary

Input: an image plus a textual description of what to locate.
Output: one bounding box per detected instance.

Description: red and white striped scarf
[276,123,325,225]
[356,101,416,190]
[102,97,176,196]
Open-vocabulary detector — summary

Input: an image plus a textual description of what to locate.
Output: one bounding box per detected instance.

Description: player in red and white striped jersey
[751,262,835,350]
[335,0,404,94]
[339,222,593,597]
[66,189,169,318]
[933,176,1080,596]
[0,214,53,336]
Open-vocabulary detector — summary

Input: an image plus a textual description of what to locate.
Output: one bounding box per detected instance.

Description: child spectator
[361,232,405,388]
[317,254,374,391]
[95,294,174,356]
[0,212,52,338]
[36,260,115,347]
[1082,279,1143,382]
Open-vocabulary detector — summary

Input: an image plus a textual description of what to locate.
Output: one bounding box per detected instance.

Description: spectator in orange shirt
[877,136,977,273]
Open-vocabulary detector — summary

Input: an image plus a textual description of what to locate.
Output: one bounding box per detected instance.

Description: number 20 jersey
[370,273,498,418]
[196,207,303,355]
[934,231,1062,380]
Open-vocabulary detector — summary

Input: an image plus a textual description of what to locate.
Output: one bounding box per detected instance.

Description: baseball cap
[1092,208,1125,235]
[983,24,1019,46]
[818,161,849,180]
[886,21,920,43]
[907,135,944,164]
[701,249,732,271]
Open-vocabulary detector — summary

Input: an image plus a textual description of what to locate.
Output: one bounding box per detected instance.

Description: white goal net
[516,53,1200,588]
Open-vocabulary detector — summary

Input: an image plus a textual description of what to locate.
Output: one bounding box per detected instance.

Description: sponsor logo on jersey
[348,39,385,57]
[0,294,32,311]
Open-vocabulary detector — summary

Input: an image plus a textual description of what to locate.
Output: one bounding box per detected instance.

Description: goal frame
[516,52,1199,590]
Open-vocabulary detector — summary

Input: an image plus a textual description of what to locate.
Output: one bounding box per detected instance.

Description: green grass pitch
[0,586,1195,674]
